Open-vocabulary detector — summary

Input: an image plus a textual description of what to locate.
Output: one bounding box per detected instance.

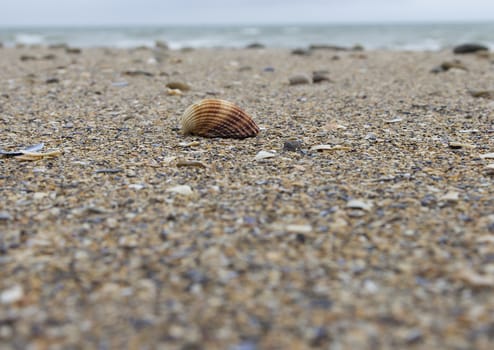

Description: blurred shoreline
[1,22,494,50]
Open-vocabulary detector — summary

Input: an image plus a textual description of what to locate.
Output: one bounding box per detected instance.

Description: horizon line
[1,19,494,29]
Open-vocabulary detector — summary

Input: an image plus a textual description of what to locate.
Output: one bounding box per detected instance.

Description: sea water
[1,22,493,50]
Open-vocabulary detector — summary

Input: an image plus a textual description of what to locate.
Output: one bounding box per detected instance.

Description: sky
[1,0,494,26]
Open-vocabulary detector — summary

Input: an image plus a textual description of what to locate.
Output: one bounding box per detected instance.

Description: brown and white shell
[180,99,260,138]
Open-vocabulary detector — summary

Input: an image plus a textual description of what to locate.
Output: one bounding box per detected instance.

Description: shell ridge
[180,99,259,138]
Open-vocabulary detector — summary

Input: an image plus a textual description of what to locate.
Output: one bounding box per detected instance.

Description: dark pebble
[309,44,349,51]
[42,54,56,60]
[45,78,59,84]
[0,211,13,221]
[453,43,489,54]
[431,60,468,73]
[283,139,303,152]
[263,66,275,72]
[289,74,310,85]
[468,90,494,99]
[95,168,123,174]
[123,70,154,77]
[65,47,82,54]
[312,72,331,83]
[20,55,37,61]
[155,40,169,50]
[246,42,265,49]
[238,66,252,72]
[291,48,311,56]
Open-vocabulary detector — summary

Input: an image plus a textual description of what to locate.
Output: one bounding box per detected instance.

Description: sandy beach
[1,44,494,349]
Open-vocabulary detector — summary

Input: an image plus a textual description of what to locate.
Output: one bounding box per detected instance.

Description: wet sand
[1,45,494,349]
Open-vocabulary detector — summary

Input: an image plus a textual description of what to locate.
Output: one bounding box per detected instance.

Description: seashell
[180,99,259,138]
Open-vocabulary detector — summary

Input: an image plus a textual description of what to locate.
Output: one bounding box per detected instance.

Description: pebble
[283,139,303,152]
[453,43,489,54]
[155,40,169,49]
[45,78,59,84]
[431,60,468,73]
[291,48,311,56]
[289,74,311,85]
[468,90,494,99]
[65,47,82,54]
[448,141,476,149]
[0,211,12,221]
[245,42,265,49]
[312,72,330,83]
[166,81,191,91]
[123,70,154,77]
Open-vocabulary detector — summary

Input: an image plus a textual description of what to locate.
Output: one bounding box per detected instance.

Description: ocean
[1,22,494,51]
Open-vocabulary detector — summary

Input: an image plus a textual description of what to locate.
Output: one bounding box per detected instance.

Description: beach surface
[1,45,494,349]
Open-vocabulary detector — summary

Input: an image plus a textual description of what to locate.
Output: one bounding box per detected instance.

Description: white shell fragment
[1,285,24,304]
[310,144,351,152]
[346,199,373,211]
[255,150,276,161]
[480,152,494,159]
[440,191,460,202]
[285,224,313,234]
[385,117,403,123]
[167,185,193,196]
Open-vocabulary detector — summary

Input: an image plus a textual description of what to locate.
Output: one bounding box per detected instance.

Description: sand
[1,45,494,349]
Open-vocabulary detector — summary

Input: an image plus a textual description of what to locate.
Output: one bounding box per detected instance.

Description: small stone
[155,40,169,49]
[312,72,330,83]
[448,141,476,149]
[441,60,468,71]
[483,164,494,175]
[123,70,154,77]
[453,43,489,54]
[0,211,12,221]
[283,139,303,152]
[245,42,265,49]
[291,48,311,56]
[289,74,310,85]
[469,90,494,99]
[20,55,37,61]
[166,81,190,91]
[66,47,82,54]
[42,54,56,60]
[45,77,59,84]
[238,66,252,72]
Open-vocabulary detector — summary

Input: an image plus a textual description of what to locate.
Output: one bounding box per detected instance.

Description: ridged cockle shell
[180,99,260,138]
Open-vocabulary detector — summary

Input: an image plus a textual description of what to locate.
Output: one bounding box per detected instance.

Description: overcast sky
[1,0,494,26]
